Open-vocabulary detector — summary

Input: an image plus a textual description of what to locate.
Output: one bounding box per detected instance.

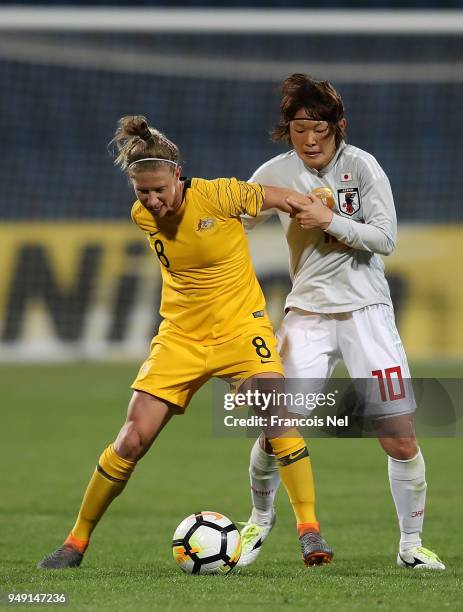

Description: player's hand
[286,193,333,230]
[279,192,311,216]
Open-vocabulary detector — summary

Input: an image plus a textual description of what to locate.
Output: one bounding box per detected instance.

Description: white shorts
[277,304,416,418]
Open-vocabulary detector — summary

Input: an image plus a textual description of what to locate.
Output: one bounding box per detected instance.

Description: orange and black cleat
[37,544,84,569]
[299,531,333,566]
[37,534,88,569]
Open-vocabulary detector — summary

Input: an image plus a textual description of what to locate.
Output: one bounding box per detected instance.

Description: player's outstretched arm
[261,185,311,214]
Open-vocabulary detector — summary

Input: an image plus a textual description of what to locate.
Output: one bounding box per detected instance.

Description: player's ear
[338,118,347,132]
[175,165,182,179]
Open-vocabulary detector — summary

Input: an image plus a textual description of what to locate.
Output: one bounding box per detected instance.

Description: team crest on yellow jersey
[196,217,216,232]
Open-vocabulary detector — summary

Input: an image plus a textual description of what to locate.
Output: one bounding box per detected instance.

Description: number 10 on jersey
[371,366,405,401]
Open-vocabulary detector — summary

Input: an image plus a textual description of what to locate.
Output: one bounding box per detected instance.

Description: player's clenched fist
[286,190,334,230]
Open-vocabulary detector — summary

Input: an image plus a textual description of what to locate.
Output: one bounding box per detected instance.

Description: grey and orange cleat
[299,531,333,566]
[37,544,83,569]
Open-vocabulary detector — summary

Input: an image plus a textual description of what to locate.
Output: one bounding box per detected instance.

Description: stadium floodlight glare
[0,8,462,35]
[0,9,462,84]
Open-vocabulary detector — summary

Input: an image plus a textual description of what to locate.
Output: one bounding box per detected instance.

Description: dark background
[1,2,462,220]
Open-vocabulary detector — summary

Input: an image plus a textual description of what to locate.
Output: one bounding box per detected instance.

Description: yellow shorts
[131,320,283,411]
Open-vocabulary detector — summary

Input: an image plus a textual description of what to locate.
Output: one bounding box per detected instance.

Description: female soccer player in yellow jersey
[38,115,332,569]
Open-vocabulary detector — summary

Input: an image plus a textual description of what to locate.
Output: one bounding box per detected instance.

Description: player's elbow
[240,215,255,233]
[378,234,395,256]
[380,242,395,256]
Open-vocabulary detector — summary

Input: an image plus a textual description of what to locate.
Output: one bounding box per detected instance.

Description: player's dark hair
[271,74,345,149]
[110,115,180,173]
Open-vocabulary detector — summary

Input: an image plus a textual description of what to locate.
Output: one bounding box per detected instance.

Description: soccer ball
[312,186,335,209]
[172,511,241,575]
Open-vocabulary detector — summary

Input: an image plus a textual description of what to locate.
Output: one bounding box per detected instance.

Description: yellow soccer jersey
[131,177,267,344]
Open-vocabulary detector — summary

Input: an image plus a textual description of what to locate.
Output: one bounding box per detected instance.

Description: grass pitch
[1,363,462,611]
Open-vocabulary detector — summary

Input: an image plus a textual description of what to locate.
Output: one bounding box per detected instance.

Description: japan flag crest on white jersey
[337,187,361,216]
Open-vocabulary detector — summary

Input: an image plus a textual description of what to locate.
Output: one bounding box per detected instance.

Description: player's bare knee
[114,421,147,461]
[382,437,419,460]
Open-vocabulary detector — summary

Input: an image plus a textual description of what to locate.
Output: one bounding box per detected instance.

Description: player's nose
[305,131,318,146]
[147,192,160,206]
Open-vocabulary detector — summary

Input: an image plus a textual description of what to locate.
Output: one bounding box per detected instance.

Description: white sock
[248,438,280,525]
[388,449,427,553]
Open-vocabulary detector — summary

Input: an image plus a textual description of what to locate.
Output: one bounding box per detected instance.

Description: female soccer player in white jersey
[239,74,445,570]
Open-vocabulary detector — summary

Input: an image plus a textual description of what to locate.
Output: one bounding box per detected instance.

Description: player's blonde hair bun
[111,115,179,171]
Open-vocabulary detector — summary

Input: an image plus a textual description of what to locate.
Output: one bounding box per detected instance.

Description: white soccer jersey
[247,143,397,313]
